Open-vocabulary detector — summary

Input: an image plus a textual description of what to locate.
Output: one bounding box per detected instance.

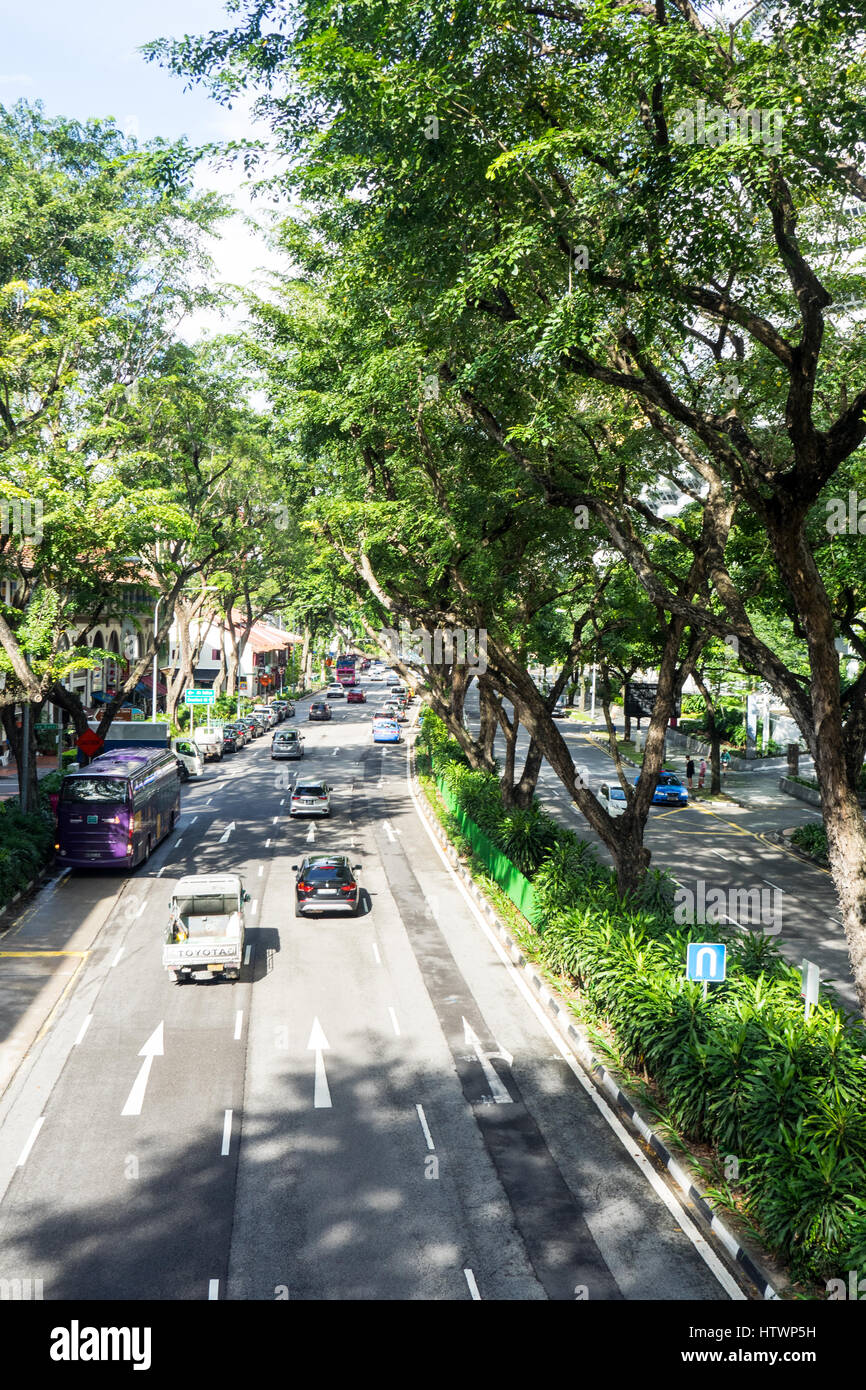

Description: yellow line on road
[0,950,88,958]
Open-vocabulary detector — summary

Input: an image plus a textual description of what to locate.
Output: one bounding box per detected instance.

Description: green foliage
[0,799,55,905]
[792,824,829,861]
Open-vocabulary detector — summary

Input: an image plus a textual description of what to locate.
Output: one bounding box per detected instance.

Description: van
[272,729,305,760]
[172,738,205,779]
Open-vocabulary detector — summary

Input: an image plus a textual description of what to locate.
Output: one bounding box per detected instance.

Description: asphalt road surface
[0,683,753,1300]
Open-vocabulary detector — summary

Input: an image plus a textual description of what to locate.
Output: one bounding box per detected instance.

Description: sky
[0,0,284,338]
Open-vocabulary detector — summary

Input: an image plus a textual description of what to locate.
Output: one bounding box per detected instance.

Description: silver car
[289,780,331,816]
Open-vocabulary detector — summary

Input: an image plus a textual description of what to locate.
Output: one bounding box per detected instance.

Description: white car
[325,683,346,699]
[289,780,332,816]
[252,705,277,729]
[596,781,628,818]
[368,671,383,681]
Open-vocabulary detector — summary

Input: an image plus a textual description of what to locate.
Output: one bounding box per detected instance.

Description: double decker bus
[335,653,358,687]
[56,746,181,869]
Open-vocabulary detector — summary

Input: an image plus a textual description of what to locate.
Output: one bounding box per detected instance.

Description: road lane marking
[266,838,271,848]
[136,901,146,918]
[762,878,782,892]
[16,1117,44,1167]
[157,866,165,877]
[111,947,124,968]
[463,1269,481,1300]
[208,1279,219,1300]
[273,816,279,825]
[251,900,258,914]
[305,824,316,843]
[221,1109,233,1156]
[234,1011,243,1040]
[258,865,263,876]
[416,1104,435,1150]
[244,945,252,965]
[121,1022,164,1117]
[173,837,184,848]
[407,753,749,1301]
[218,823,236,843]
[307,1018,332,1108]
[372,942,381,965]
[388,1007,401,1036]
[462,1017,512,1104]
[74,1013,93,1046]
[383,820,396,842]
[190,816,198,825]
[279,799,285,806]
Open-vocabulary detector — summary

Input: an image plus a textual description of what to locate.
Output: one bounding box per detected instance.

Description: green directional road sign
[184,688,215,705]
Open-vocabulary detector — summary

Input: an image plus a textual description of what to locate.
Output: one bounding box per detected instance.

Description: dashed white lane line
[388,1007,401,1036]
[16,1117,44,1167]
[136,901,146,918]
[251,900,258,914]
[208,1279,219,1300]
[273,816,279,825]
[173,837,184,848]
[244,945,252,966]
[416,1104,435,1150]
[464,1268,481,1300]
[234,1011,243,1040]
[74,1013,93,1047]
[190,816,198,825]
[258,865,263,877]
[221,1110,233,1156]
[383,820,396,842]
[279,799,285,806]
[372,942,381,966]
[266,838,271,848]
[111,947,124,968]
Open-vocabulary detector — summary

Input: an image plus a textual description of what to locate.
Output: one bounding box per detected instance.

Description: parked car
[252,705,277,729]
[289,780,331,816]
[272,729,305,760]
[193,726,223,761]
[221,727,241,754]
[325,683,345,699]
[551,699,567,719]
[291,855,362,917]
[634,771,689,806]
[346,688,366,704]
[308,700,332,721]
[272,699,295,719]
[247,715,267,737]
[223,723,246,749]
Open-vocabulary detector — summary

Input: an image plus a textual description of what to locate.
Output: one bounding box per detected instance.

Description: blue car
[634,771,689,806]
[372,718,402,744]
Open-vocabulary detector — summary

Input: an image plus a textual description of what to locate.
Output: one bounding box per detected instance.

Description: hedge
[417,708,866,1289]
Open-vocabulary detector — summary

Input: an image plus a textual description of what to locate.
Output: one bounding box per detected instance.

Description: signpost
[184,687,215,736]
[801,959,820,1019]
[686,942,727,999]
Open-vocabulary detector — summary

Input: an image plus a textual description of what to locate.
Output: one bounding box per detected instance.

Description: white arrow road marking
[221,1109,233,1156]
[74,1013,93,1046]
[462,1017,513,1104]
[16,1116,44,1167]
[383,820,396,842]
[218,823,235,844]
[464,1269,481,1300]
[121,1021,164,1117]
[307,1017,332,1109]
[305,824,316,843]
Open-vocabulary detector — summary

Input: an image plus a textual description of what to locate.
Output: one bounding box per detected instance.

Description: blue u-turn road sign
[686,942,727,983]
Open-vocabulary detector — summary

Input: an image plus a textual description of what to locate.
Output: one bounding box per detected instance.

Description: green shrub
[792,823,829,861]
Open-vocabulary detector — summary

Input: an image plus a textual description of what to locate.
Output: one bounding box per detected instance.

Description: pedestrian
[698,757,707,790]
[721,749,731,782]
[685,756,695,790]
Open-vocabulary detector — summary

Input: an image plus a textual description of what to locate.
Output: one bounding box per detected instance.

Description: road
[0,681,754,1301]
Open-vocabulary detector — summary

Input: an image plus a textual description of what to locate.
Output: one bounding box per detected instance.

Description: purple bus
[55,746,181,869]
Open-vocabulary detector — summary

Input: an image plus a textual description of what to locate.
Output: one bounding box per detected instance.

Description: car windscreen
[61,777,129,803]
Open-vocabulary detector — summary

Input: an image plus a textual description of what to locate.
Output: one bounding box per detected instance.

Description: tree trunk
[512,738,544,808]
[3,704,40,810]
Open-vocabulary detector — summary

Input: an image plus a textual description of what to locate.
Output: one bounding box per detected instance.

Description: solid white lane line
[221,1109,233,1156]
[372,942,381,966]
[16,1117,44,1167]
[111,947,124,968]
[234,1011,243,1040]
[416,1104,435,1150]
[407,755,748,1302]
[464,1269,481,1301]
[388,1007,401,1036]
[208,1279,219,1300]
[74,1013,93,1046]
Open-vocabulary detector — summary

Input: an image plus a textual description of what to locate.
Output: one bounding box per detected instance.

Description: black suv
[291,855,362,917]
[308,700,332,721]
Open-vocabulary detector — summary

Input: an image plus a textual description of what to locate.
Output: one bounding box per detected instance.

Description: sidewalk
[0,754,61,801]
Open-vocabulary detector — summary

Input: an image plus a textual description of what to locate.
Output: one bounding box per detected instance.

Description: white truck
[193,724,224,761]
[163,874,250,984]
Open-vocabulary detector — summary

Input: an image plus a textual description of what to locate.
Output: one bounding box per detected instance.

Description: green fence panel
[436,777,538,923]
